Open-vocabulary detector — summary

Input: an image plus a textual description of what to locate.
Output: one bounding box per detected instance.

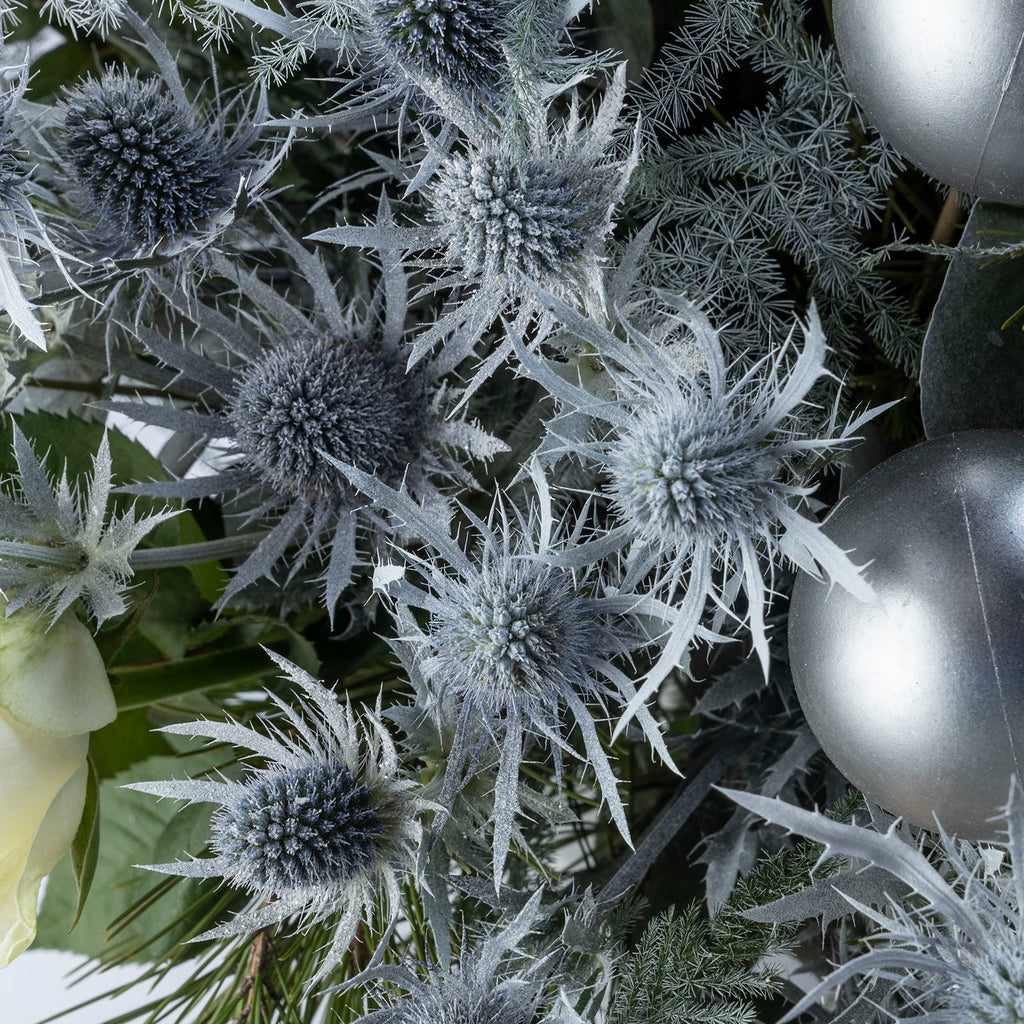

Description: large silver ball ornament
[833,0,1024,204]
[789,431,1024,838]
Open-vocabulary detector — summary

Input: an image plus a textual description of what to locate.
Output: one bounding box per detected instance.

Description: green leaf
[35,749,233,960]
[95,579,160,666]
[89,708,174,780]
[69,758,101,932]
[111,643,282,710]
[920,200,1024,437]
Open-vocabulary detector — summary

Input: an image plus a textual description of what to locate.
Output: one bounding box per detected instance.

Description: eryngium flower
[326,459,672,881]
[62,69,234,251]
[512,288,876,734]
[356,891,557,1024]
[431,148,620,287]
[725,782,1024,1024]
[103,233,503,614]
[366,0,512,101]
[0,425,177,626]
[310,65,636,388]
[129,652,420,988]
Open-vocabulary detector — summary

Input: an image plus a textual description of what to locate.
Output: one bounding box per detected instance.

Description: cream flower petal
[0,714,88,966]
[0,605,115,736]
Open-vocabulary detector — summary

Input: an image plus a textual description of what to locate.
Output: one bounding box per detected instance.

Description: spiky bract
[129,652,421,988]
[511,287,876,730]
[324,459,673,881]
[63,69,233,250]
[725,781,1024,1024]
[105,236,503,614]
[0,426,177,626]
[367,0,511,100]
[229,336,428,502]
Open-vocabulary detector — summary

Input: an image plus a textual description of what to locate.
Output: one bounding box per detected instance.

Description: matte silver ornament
[789,431,1024,839]
[833,0,1024,204]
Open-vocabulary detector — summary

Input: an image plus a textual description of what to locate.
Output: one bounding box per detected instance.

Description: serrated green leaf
[920,200,1024,437]
[69,758,101,932]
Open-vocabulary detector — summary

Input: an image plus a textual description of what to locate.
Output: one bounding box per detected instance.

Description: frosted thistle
[310,65,636,391]
[0,425,177,626]
[511,287,878,734]
[431,148,619,288]
[725,781,1024,1024]
[365,0,512,102]
[229,337,429,502]
[104,228,504,615]
[62,69,234,251]
[356,891,563,1024]
[323,458,673,883]
[128,651,421,989]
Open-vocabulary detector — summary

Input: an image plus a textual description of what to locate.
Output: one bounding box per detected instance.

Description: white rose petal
[0,713,89,966]
[0,604,115,736]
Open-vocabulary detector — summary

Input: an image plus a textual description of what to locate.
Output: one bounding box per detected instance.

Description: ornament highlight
[788,431,1024,839]
[833,0,1024,204]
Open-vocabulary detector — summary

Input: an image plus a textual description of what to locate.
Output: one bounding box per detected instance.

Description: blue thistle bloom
[365,0,512,102]
[128,652,421,989]
[212,762,385,893]
[356,891,562,1024]
[102,231,504,615]
[510,286,879,734]
[725,781,1024,1024]
[229,337,429,502]
[63,69,234,251]
[310,66,636,391]
[320,458,674,883]
[430,148,620,289]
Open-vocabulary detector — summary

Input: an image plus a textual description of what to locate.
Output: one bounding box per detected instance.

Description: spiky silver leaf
[0,425,178,626]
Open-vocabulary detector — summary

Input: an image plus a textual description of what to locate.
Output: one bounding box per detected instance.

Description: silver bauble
[788,430,1024,839]
[833,0,1024,204]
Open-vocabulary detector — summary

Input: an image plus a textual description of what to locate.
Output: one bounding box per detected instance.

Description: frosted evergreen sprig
[103,227,504,616]
[0,424,178,626]
[512,288,878,730]
[127,651,424,990]
[724,781,1024,1024]
[322,456,674,883]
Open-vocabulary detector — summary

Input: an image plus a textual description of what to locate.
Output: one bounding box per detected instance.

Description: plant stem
[129,534,267,569]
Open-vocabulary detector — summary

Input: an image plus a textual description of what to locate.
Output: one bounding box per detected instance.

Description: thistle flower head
[107,236,504,616]
[229,335,429,502]
[366,0,512,100]
[357,890,563,1024]
[0,425,177,627]
[129,652,421,988]
[62,68,234,251]
[212,761,385,893]
[725,781,1024,1024]
[428,144,623,296]
[511,287,877,730]
[326,458,673,883]
[609,399,779,554]
[309,66,635,392]
[428,553,616,720]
